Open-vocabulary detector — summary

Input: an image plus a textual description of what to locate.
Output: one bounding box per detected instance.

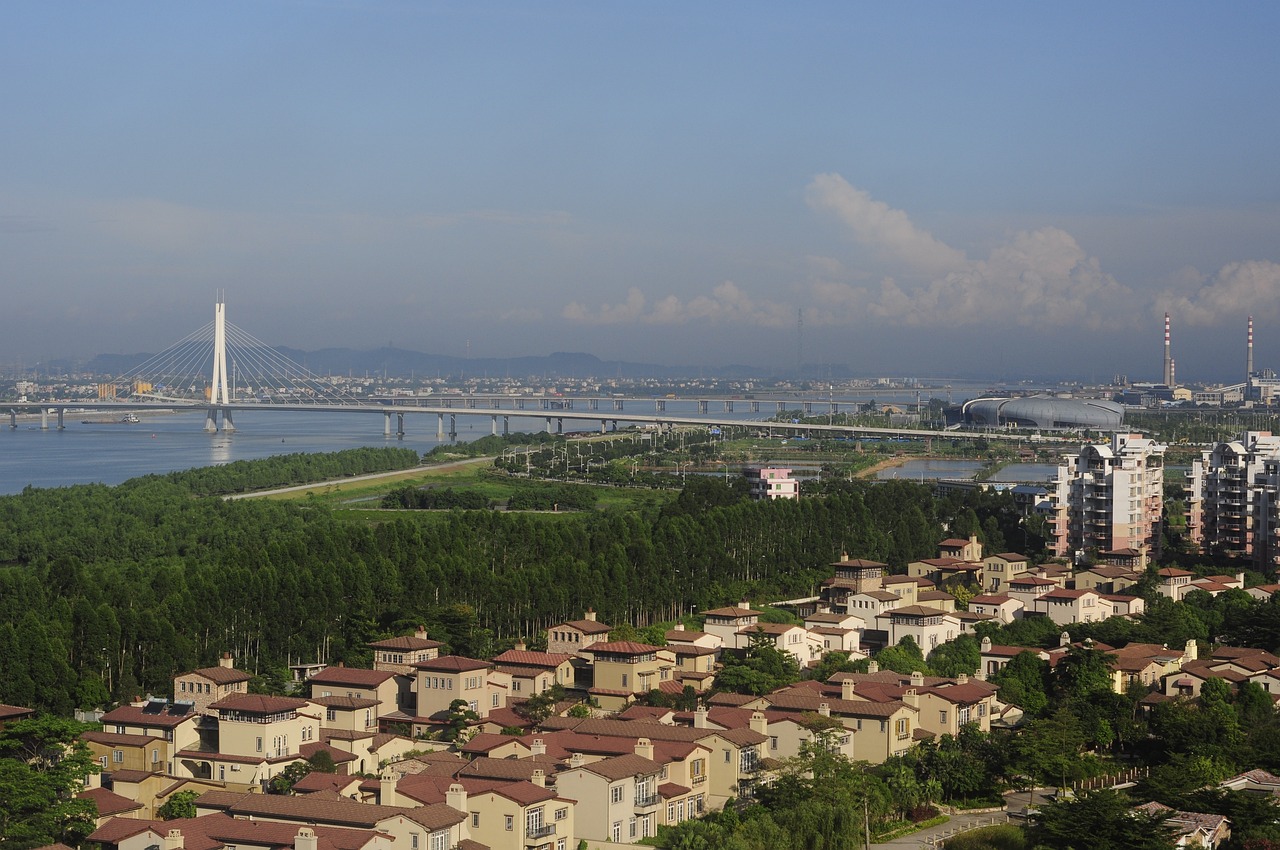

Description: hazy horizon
[4,2,1279,384]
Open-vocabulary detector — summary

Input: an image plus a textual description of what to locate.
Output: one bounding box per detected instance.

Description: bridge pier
[57,408,65,430]
[502,415,509,436]
[750,401,760,413]
[556,418,563,434]
[384,411,392,437]
[222,409,235,432]
[724,401,733,413]
[449,414,456,440]
[491,415,498,436]
[698,400,708,413]
[437,413,445,439]
[8,410,15,429]
[588,398,599,411]
[803,402,813,415]
[40,408,48,430]
[613,399,624,411]
[545,417,553,434]
[516,399,526,410]
[397,412,405,438]
[204,408,218,432]
[776,402,786,414]
[600,420,607,434]
[656,400,666,412]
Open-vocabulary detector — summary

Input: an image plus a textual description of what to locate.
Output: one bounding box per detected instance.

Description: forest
[0,447,1019,714]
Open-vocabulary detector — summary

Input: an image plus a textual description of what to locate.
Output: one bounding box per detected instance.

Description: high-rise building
[1189,431,1280,566]
[1046,433,1167,560]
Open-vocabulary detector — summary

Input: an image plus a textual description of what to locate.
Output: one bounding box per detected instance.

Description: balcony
[526,824,556,841]
[635,794,661,810]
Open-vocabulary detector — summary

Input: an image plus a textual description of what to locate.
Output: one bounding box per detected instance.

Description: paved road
[224,455,495,500]
[870,789,1050,849]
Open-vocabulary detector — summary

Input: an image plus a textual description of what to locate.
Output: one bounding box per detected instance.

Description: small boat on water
[83,413,143,424]
[121,413,141,423]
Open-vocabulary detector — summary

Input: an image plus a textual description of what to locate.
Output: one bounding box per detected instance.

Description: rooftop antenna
[796,308,803,379]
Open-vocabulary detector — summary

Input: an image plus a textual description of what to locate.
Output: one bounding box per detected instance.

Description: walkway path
[871,811,1010,849]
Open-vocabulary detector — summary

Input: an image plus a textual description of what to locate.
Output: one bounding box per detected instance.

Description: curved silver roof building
[960,396,1124,430]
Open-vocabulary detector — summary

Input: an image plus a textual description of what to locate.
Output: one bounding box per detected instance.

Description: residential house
[555,752,665,843]
[968,594,1023,624]
[173,654,251,716]
[175,694,319,787]
[1074,565,1141,594]
[411,656,511,724]
[876,605,959,652]
[546,610,611,657]
[368,626,443,675]
[982,553,1031,592]
[701,604,760,647]
[491,646,575,698]
[583,642,677,710]
[99,699,200,777]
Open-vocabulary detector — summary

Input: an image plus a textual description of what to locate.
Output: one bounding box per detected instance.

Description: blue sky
[4,1,1280,381]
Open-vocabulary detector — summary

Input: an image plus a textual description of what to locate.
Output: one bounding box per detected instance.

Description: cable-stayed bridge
[7,298,1055,444]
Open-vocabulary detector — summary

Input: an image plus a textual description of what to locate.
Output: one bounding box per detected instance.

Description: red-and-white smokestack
[1248,315,1255,378]
[1163,313,1173,386]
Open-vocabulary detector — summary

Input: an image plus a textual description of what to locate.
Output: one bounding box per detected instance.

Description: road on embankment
[223,455,496,501]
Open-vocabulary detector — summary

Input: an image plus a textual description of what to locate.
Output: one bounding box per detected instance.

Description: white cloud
[805,173,967,274]
[1155,260,1280,325]
[803,177,1136,330]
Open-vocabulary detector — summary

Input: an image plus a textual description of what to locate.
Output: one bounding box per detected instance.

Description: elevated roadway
[6,398,1068,444]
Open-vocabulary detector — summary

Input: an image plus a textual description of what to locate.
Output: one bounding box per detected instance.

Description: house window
[471,813,479,828]
[113,750,123,763]
[429,833,448,850]
[256,737,263,753]
[629,817,637,838]
[611,785,624,804]
[526,807,544,835]
[557,840,566,850]
[555,807,568,821]
[492,693,499,707]
[611,822,621,842]
[410,833,419,850]
[326,709,337,722]
[152,749,160,763]
[939,711,948,725]
[896,719,910,740]
[505,815,514,831]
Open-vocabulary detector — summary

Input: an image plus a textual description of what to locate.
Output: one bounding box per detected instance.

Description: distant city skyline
[3,2,1280,383]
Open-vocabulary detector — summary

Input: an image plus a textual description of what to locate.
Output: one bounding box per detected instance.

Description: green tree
[157,789,199,820]
[1031,789,1177,850]
[268,761,312,794]
[1015,708,1086,791]
[713,629,800,696]
[0,716,100,849]
[443,698,481,742]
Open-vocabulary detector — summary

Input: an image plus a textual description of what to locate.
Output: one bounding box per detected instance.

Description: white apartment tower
[1047,433,1167,560]
[1189,431,1280,566]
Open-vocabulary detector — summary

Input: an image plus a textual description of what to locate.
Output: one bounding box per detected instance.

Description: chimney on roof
[532,768,545,788]
[530,738,547,756]
[379,769,399,807]
[981,636,992,653]
[515,639,527,652]
[909,671,924,688]
[634,737,654,760]
[1186,638,1199,662]
[694,706,709,729]
[903,689,920,709]
[415,624,427,640]
[841,679,855,701]
[584,609,597,622]
[294,828,318,850]
[570,752,585,768]
[1060,631,1071,648]
[739,600,751,610]
[338,661,345,668]
[749,712,768,736]
[446,783,467,813]
[817,702,830,717]
[164,829,184,850]
[956,673,968,685]
[219,653,234,669]
[868,661,879,674]
[673,623,685,632]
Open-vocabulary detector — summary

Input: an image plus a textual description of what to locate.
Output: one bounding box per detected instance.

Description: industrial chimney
[1163,313,1173,387]
[1248,315,1255,379]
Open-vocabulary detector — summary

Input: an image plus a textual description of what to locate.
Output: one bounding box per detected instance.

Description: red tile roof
[411,655,491,673]
[209,693,309,714]
[310,667,399,687]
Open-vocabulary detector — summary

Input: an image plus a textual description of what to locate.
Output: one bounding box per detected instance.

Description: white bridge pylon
[205,294,235,433]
